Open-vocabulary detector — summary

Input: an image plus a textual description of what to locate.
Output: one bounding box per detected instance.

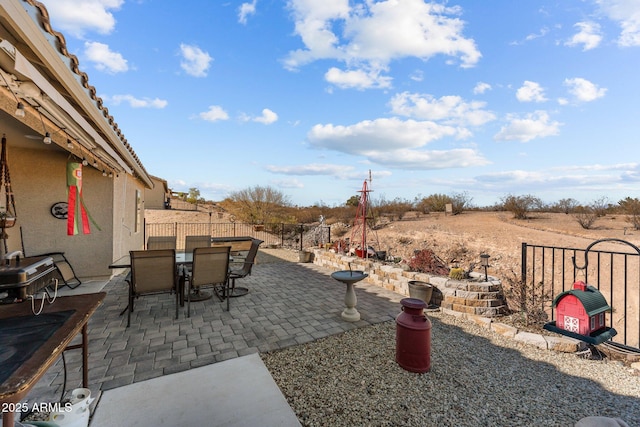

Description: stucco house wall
[0,0,152,280]
[5,145,145,279]
[145,175,169,210]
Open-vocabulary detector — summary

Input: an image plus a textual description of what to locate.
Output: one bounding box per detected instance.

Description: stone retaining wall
[311,249,508,317]
[310,249,586,353]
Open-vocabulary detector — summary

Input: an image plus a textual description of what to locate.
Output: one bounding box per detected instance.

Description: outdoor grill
[0,255,57,300]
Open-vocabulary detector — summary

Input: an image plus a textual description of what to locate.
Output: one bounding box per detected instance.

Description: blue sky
[40,0,640,208]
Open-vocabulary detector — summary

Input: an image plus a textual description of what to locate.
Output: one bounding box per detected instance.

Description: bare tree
[591,196,610,217]
[450,191,473,215]
[572,205,598,229]
[222,185,292,225]
[553,198,578,214]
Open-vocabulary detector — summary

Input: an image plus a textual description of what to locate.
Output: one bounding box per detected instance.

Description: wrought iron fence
[521,239,640,350]
[144,221,331,251]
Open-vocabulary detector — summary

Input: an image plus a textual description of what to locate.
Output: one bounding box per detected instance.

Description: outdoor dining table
[108,251,235,304]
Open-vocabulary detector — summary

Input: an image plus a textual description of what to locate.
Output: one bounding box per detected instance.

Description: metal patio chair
[186,246,231,316]
[126,249,179,327]
[146,235,177,250]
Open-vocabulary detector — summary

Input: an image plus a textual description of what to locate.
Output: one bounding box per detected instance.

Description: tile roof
[22,0,149,179]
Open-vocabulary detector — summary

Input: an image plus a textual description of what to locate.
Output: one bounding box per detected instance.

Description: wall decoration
[50,202,68,219]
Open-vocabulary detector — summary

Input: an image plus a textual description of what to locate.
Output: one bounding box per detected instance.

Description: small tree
[590,196,610,217]
[186,188,201,204]
[222,185,292,225]
[450,191,472,215]
[501,194,542,220]
[553,198,578,214]
[572,205,598,229]
[619,197,640,230]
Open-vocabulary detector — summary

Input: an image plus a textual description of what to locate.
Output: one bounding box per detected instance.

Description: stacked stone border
[311,249,588,354]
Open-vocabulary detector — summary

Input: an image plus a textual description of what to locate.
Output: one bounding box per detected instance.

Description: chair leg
[226,279,230,311]
[175,283,179,320]
[187,281,191,318]
[127,287,133,328]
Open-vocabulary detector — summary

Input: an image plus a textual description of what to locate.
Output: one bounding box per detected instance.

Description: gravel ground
[261,310,640,427]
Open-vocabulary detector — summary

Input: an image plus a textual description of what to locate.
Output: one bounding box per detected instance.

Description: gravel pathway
[261,310,640,427]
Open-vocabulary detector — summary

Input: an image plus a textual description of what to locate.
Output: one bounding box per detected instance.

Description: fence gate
[521,239,640,350]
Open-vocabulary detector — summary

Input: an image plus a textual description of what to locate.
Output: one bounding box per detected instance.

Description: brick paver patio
[25,259,405,406]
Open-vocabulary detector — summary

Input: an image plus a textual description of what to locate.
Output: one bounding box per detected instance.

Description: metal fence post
[521,242,527,285]
[299,224,304,251]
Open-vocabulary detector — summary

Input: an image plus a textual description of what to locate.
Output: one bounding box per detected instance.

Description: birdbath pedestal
[331,270,368,322]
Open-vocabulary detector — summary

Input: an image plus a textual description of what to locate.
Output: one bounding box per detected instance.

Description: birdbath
[331,269,368,322]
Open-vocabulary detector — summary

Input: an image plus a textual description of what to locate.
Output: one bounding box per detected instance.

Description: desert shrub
[408,249,449,275]
[331,224,349,238]
[619,197,640,230]
[450,191,473,215]
[449,267,466,280]
[572,205,598,229]
[397,236,413,245]
[551,198,579,214]
[417,194,451,213]
[501,194,543,220]
[501,269,550,327]
[372,196,413,221]
[590,196,611,217]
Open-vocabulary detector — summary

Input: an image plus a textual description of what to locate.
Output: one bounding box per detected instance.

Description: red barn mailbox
[544,281,617,345]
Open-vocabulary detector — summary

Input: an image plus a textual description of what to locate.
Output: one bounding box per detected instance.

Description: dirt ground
[146,208,640,275]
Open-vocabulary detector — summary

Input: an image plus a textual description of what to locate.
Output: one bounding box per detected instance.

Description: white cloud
[389,92,496,127]
[179,44,213,77]
[474,163,640,194]
[272,178,304,189]
[410,70,424,82]
[109,95,167,108]
[44,0,123,37]
[84,41,128,73]
[285,0,480,86]
[595,0,640,47]
[267,163,350,176]
[239,0,258,25]
[473,82,492,95]
[306,117,489,170]
[253,108,279,124]
[494,111,561,142]
[324,67,392,89]
[563,77,607,102]
[267,163,393,181]
[525,27,549,41]
[516,81,547,103]
[565,21,602,51]
[199,105,229,122]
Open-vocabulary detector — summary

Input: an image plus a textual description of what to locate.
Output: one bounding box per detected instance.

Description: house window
[590,316,595,330]
[134,190,142,233]
[599,313,604,327]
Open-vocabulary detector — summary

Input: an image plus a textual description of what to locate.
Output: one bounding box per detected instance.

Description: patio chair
[126,249,179,327]
[185,235,211,253]
[146,235,177,250]
[186,246,231,316]
[227,238,263,297]
[32,251,82,289]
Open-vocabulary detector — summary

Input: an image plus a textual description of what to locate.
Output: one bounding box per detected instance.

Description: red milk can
[396,297,431,373]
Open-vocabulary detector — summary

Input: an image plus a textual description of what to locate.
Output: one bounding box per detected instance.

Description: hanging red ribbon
[67,162,90,235]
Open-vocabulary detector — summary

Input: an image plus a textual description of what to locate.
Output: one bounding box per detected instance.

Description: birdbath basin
[331,270,368,322]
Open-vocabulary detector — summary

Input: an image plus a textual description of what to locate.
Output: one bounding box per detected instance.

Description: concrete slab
[89,353,300,427]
